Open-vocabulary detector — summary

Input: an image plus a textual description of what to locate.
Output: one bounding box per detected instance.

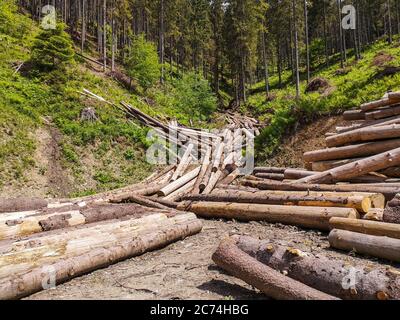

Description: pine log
[296,148,400,184]
[163,179,196,202]
[182,189,371,213]
[158,166,201,197]
[212,141,225,172]
[304,139,400,163]
[178,201,358,231]
[329,229,400,262]
[203,170,225,195]
[212,238,338,300]
[343,110,365,121]
[218,168,241,186]
[360,98,398,112]
[110,194,170,210]
[199,161,214,192]
[336,116,400,134]
[241,179,397,201]
[235,235,400,300]
[380,167,400,178]
[0,213,202,300]
[191,147,211,195]
[388,92,400,101]
[326,125,400,148]
[365,105,400,120]
[0,198,48,214]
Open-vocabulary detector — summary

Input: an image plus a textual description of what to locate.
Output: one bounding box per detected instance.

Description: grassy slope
[0,5,213,197]
[248,39,400,161]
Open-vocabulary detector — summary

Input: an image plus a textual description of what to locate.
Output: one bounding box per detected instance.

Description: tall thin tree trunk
[292,0,300,99]
[304,0,310,83]
[388,0,393,43]
[337,0,344,68]
[261,30,269,99]
[160,0,165,84]
[81,0,86,53]
[103,0,107,72]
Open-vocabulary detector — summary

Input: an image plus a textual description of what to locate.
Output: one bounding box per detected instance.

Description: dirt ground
[26,218,398,300]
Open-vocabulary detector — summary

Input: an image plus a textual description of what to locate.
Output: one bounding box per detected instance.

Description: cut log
[365,105,400,120]
[171,144,194,181]
[0,213,202,299]
[304,139,400,163]
[363,209,384,221]
[329,217,400,239]
[241,179,397,201]
[203,170,225,195]
[311,158,363,172]
[163,178,196,202]
[199,161,214,192]
[343,110,365,121]
[218,168,241,186]
[380,167,400,178]
[191,147,211,195]
[254,167,287,174]
[212,141,225,172]
[336,116,400,134]
[110,194,170,210]
[360,98,397,112]
[158,166,201,197]
[329,229,400,262]
[388,92,400,101]
[0,198,48,214]
[326,125,400,148]
[178,201,358,231]
[254,173,285,181]
[296,147,400,184]
[235,235,400,300]
[182,189,372,213]
[212,238,338,300]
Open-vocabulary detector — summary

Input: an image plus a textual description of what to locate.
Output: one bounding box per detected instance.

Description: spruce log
[296,148,400,184]
[178,201,358,231]
[212,141,225,172]
[212,238,338,300]
[326,125,400,148]
[158,166,201,197]
[360,98,398,112]
[163,179,196,202]
[241,179,397,201]
[254,173,285,181]
[380,167,400,178]
[329,229,400,262]
[365,105,400,120]
[304,139,400,162]
[218,168,241,186]
[254,167,287,174]
[192,147,211,195]
[0,198,48,214]
[203,170,225,195]
[343,110,365,121]
[235,235,400,300]
[0,213,202,300]
[182,190,371,213]
[110,194,170,210]
[329,217,400,239]
[199,161,214,192]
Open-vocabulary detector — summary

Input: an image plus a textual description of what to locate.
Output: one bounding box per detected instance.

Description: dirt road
[26,218,397,300]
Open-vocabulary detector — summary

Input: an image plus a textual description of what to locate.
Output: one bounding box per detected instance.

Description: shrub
[0,0,30,38]
[30,23,75,72]
[173,72,217,120]
[125,34,161,90]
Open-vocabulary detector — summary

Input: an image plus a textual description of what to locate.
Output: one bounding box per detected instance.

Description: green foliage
[172,72,217,120]
[31,23,75,72]
[125,34,161,90]
[0,0,30,38]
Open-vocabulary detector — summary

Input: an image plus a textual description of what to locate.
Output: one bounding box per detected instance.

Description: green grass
[248,39,400,160]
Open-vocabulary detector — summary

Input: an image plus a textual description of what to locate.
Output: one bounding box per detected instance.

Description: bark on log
[182,190,371,213]
[326,125,400,148]
[199,162,214,192]
[212,238,338,300]
[380,167,400,178]
[360,98,398,111]
[363,209,384,221]
[296,148,400,184]
[255,173,285,181]
[329,217,400,239]
[254,167,287,174]
[365,105,400,121]
[329,229,400,263]
[241,179,397,201]
[110,193,170,210]
[383,197,400,224]
[212,141,225,173]
[218,168,241,186]
[191,147,211,195]
[0,198,48,214]
[304,139,400,163]
[171,144,194,181]
[0,213,202,300]
[203,170,225,195]
[343,110,365,121]
[235,235,400,300]
[178,201,358,231]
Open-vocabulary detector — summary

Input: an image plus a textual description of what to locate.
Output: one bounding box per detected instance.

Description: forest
[3,0,400,303]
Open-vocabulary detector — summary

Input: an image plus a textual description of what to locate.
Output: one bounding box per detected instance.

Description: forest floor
[25,115,399,300]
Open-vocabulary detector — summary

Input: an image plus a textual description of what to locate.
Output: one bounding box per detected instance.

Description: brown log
[212,141,225,173]
[144,164,176,184]
[365,105,400,120]
[329,229,400,262]
[343,109,365,121]
[363,208,384,221]
[383,204,400,224]
[203,170,225,195]
[182,189,371,213]
[163,179,196,202]
[296,147,400,184]
[254,167,287,174]
[388,92,400,101]
[241,179,397,201]
[329,217,400,239]
[218,168,241,186]
[380,167,400,178]
[199,161,214,192]
[110,194,170,210]
[304,139,400,163]
[255,173,285,181]
[178,201,358,231]
[158,166,201,197]
[336,116,400,134]
[212,238,338,300]
[0,213,202,300]
[326,125,400,148]
[0,198,48,214]
[360,98,398,111]
[192,147,211,195]
[235,235,400,300]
